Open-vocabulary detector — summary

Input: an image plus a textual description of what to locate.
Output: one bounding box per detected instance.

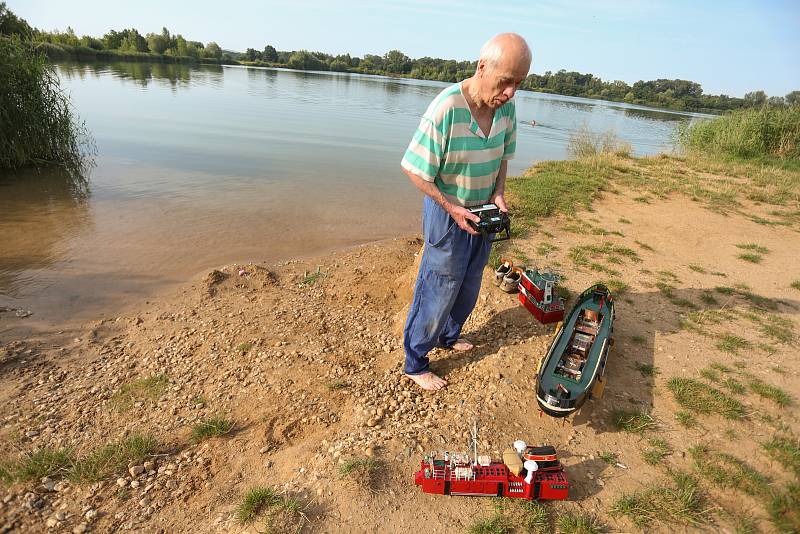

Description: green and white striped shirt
[401,82,517,207]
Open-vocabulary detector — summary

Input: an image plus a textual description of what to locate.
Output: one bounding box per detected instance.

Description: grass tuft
[675,410,698,429]
[191,416,234,443]
[737,253,763,263]
[0,448,73,484]
[642,438,672,465]
[467,511,512,534]
[666,377,746,419]
[634,362,658,377]
[748,378,793,407]
[237,342,253,353]
[689,445,770,497]
[791,280,800,291]
[768,483,800,533]
[716,333,751,354]
[611,409,656,434]
[70,433,158,483]
[611,471,710,528]
[735,243,770,254]
[339,456,379,490]
[237,487,280,523]
[109,374,169,412]
[598,452,618,465]
[556,512,605,534]
[763,435,800,478]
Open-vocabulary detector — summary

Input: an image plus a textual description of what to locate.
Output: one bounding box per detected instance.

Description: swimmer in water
[530,119,537,126]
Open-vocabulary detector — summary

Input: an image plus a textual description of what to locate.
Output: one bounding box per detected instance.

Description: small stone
[143,461,155,472]
[366,418,377,427]
[130,480,140,489]
[129,465,145,477]
[365,447,375,457]
[55,512,67,521]
[46,517,59,528]
[84,509,97,521]
[259,446,270,454]
[139,496,151,507]
[116,478,127,487]
[72,524,88,534]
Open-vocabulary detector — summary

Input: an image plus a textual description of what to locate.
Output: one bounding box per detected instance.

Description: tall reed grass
[567,124,632,159]
[679,105,800,160]
[0,36,93,176]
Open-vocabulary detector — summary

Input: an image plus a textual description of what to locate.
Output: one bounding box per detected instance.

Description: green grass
[237,342,253,353]
[679,105,800,160]
[237,487,280,523]
[716,333,751,354]
[700,291,718,305]
[768,483,800,533]
[598,451,618,465]
[758,314,795,344]
[535,242,559,256]
[689,445,770,497]
[338,456,379,489]
[595,278,628,294]
[1,434,159,485]
[748,378,793,407]
[688,264,707,273]
[567,125,632,160]
[618,217,631,224]
[666,377,746,419]
[516,500,549,533]
[191,416,234,443]
[715,286,736,295]
[634,240,655,251]
[634,362,658,377]
[326,380,348,390]
[0,448,73,484]
[568,242,640,269]
[699,367,720,382]
[721,377,747,395]
[631,335,646,345]
[70,434,159,483]
[642,438,671,465]
[467,511,512,534]
[791,280,800,291]
[109,374,170,412]
[675,410,698,429]
[611,409,656,434]
[736,243,770,254]
[611,471,710,528]
[737,253,763,263]
[556,512,605,534]
[763,435,800,478]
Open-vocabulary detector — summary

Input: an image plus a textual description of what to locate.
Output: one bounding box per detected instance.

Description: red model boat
[414,435,569,501]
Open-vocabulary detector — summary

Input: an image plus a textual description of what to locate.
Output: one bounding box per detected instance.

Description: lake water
[0,62,710,325]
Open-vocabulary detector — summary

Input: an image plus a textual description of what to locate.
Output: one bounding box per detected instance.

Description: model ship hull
[535,284,615,418]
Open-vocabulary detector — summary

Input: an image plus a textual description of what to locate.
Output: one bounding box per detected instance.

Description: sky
[12,0,800,97]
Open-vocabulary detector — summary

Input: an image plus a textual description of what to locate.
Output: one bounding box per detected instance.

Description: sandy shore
[2,156,799,533]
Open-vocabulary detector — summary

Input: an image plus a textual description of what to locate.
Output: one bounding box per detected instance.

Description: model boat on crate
[518,267,565,324]
[414,423,569,501]
[535,284,615,417]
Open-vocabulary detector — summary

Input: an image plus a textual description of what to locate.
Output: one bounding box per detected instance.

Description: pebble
[72,524,87,534]
[116,478,128,487]
[129,465,145,477]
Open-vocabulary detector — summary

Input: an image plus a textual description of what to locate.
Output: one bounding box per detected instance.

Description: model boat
[535,284,615,417]
[518,267,565,324]
[414,424,569,501]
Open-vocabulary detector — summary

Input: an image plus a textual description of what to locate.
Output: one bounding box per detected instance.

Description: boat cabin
[555,307,603,383]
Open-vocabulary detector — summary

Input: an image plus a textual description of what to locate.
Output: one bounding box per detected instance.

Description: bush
[679,105,800,159]
[0,36,93,175]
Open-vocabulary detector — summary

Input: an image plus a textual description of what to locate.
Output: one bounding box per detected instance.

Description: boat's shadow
[443,286,800,436]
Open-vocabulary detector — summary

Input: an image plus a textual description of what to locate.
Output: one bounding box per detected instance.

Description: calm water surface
[0,62,709,324]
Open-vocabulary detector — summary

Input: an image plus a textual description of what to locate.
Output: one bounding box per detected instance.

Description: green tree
[245,47,260,61]
[286,50,328,70]
[205,41,222,59]
[0,1,32,36]
[263,44,278,62]
[146,30,169,54]
[175,35,188,56]
[384,49,412,74]
[744,90,767,106]
[785,91,800,106]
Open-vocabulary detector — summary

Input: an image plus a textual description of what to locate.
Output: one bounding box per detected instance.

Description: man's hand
[490,192,508,213]
[448,205,481,235]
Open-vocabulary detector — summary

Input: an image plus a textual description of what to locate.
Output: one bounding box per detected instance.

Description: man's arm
[490,160,508,213]
[402,167,480,235]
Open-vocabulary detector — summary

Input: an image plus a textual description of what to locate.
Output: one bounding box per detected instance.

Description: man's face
[481,55,530,109]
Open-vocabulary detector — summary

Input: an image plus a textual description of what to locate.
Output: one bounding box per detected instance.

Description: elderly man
[401,33,532,391]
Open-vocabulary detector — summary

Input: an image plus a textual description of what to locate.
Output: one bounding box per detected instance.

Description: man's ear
[476,59,486,77]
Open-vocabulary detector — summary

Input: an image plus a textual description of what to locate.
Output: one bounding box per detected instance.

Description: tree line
[3,3,797,113]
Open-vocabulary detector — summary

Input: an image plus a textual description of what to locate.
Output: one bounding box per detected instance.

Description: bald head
[468,33,531,109]
[479,33,532,73]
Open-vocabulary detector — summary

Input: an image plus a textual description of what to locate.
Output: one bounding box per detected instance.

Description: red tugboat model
[414,424,569,501]
[518,268,565,324]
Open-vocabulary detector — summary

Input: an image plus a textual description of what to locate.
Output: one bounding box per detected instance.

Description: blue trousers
[403,196,492,375]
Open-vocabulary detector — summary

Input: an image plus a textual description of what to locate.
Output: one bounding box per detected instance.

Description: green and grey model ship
[535,284,615,418]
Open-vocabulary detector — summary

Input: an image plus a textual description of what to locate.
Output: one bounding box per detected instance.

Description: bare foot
[451,338,474,351]
[405,371,448,391]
